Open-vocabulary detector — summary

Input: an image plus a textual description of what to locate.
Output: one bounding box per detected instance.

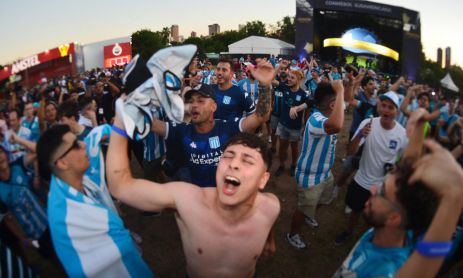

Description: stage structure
[296,0,421,79]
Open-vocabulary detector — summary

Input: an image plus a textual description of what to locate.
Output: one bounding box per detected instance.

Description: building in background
[0,36,132,86]
[238,24,246,31]
[190,31,197,38]
[171,25,180,42]
[0,43,81,86]
[82,36,131,71]
[437,48,443,68]
[445,47,451,69]
[208,24,220,36]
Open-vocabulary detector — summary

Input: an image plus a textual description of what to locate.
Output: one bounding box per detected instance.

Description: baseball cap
[380,91,400,109]
[184,84,215,101]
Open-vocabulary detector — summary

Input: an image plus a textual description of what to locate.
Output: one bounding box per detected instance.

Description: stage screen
[313,9,403,76]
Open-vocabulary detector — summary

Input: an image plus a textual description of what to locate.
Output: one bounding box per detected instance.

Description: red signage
[104,42,131,68]
[0,43,75,82]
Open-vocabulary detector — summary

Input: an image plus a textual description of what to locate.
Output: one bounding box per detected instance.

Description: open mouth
[223,175,241,196]
[225,175,241,186]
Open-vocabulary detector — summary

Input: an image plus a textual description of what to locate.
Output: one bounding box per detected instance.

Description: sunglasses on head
[54,138,80,165]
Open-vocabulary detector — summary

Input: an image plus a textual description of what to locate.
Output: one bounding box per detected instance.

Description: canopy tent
[440,73,459,92]
[226,36,295,56]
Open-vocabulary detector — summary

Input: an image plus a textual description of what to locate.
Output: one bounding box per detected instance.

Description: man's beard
[363,210,387,228]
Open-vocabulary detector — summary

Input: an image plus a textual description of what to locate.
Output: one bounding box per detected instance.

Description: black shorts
[345,179,371,213]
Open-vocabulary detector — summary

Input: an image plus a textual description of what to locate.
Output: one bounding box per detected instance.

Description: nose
[228,156,240,170]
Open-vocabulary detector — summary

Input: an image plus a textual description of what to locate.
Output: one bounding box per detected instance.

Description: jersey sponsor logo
[190,150,223,165]
[209,136,221,149]
[296,95,301,101]
[223,96,231,105]
[16,175,23,184]
[389,140,398,150]
[274,91,283,97]
[190,141,197,149]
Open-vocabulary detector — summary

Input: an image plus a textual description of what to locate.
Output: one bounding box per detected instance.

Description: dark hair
[78,96,93,111]
[361,76,375,88]
[394,157,438,232]
[7,109,20,119]
[46,101,58,109]
[313,82,336,109]
[223,132,272,170]
[218,58,234,72]
[37,124,71,180]
[417,92,430,101]
[57,99,80,121]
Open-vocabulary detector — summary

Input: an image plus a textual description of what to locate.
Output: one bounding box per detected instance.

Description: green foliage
[239,21,267,37]
[130,16,296,57]
[419,59,463,94]
[275,16,295,44]
[131,28,170,60]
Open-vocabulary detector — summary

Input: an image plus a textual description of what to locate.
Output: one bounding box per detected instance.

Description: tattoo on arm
[256,86,271,117]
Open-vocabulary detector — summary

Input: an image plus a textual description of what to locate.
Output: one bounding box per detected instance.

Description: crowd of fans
[0,49,462,277]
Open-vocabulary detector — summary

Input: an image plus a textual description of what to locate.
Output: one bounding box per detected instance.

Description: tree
[276,16,295,44]
[131,28,170,60]
[239,21,267,37]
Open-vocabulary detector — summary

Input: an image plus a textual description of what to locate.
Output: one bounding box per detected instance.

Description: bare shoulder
[168,182,215,207]
[165,181,205,198]
[256,192,280,220]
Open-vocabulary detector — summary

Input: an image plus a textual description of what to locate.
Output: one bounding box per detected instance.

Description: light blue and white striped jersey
[295,109,338,188]
[397,99,418,127]
[83,124,117,213]
[238,78,260,103]
[48,176,153,278]
[202,69,214,85]
[143,109,166,161]
[334,229,413,278]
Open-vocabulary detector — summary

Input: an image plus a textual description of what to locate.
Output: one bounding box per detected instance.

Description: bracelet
[415,236,453,257]
[112,124,128,138]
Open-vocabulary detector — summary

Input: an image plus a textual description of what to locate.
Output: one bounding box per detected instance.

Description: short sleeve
[309,113,328,136]
[166,121,184,142]
[352,118,370,142]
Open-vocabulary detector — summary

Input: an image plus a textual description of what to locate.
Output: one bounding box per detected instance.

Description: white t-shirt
[353,117,407,190]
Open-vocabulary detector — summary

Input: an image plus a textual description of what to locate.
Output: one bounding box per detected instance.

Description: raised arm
[401,86,418,117]
[107,106,177,211]
[389,76,405,93]
[324,80,345,134]
[396,140,463,278]
[241,61,274,132]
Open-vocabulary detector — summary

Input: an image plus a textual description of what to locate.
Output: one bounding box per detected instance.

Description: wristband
[415,236,453,257]
[112,124,128,138]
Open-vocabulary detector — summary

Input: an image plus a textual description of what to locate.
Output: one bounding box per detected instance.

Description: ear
[258,171,270,191]
[211,101,217,113]
[55,158,69,172]
[386,211,402,228]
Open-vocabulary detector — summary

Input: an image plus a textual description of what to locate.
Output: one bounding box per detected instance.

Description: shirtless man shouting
[107,62,280,277]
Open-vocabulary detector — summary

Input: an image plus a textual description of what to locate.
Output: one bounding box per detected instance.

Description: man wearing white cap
[335,91,408,245]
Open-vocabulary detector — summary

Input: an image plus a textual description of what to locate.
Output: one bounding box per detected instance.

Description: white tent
[440,73,459,92]
[227,36,295,56]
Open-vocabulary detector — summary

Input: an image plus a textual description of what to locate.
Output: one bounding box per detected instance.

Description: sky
[0,0,462,66]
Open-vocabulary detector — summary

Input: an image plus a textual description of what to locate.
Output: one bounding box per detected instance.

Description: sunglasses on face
[54,139,80,165]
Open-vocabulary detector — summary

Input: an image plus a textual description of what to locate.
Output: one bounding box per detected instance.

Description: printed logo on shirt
[389,140,398,150]
[223,96,231,105]
[296,95,301,101]
[190,141,197,149]
[209,136,221,149]
[275,91,283,97]
[16,175,23,184]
